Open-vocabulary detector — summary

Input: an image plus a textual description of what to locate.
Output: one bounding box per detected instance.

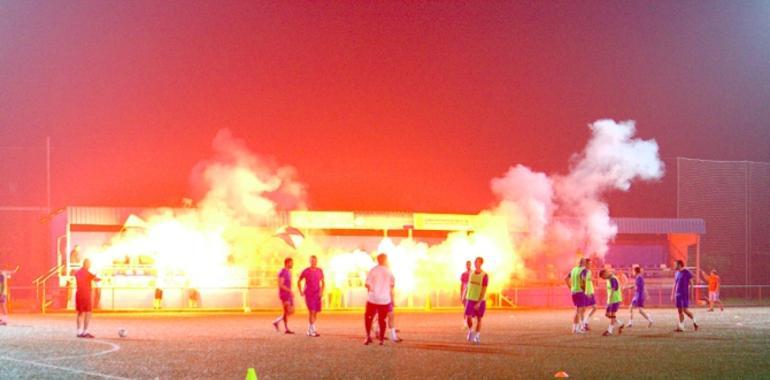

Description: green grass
[0,307,768,379]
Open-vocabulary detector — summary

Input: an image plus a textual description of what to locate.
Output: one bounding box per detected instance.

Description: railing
[32,264,65,314]
[13,281,770,312]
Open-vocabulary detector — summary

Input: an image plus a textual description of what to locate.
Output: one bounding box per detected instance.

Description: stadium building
[35,206,705,311]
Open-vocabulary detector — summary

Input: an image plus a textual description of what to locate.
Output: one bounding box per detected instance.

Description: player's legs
[675,307,685,331]
[638,307,652,326]
[364,302,376,343]
[387,310,401,342]
[710,291,724,311]
[0,301,7,323]
[470,316,482,344]
[284,301,295,333]
[585,304,596,328]
[83,311,92,337]
[76,311,83,335]
[376,305,388,343]
[683,307,697,330]
[307,310,315,334]
[471,301,486,344]
[272,311,284,331]
[603,303,623,336]
[575,306,586,333]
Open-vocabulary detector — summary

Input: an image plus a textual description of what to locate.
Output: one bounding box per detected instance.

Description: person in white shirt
[363,253,395,345]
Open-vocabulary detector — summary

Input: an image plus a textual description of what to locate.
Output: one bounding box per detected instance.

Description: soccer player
[582,258,597,331]
[626,266,653,327]
[75,258,101,338]
[599,269,625,336]
[700,269,724,312]
[671,260,698,332]
[272,257,295,334]
[565,257,587,334]
[460,260,472,329]
[0,265,19,325]
[298,255,324,337]
[374,258,403,343]
[364,253,395,345]
[465,256,488,345]
[0,271,7,326]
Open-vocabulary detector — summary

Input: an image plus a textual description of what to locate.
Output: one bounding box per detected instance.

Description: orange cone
[554,371,569,378]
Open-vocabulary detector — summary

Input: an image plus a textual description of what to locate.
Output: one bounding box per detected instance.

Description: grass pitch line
[41,339,121,361]
[0,354,132,380]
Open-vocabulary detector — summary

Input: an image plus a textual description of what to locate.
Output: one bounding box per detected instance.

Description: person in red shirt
[75,258,101,338]
[700,269,724,312]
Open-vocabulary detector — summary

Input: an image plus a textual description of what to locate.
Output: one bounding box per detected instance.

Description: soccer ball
[118,328,128,338]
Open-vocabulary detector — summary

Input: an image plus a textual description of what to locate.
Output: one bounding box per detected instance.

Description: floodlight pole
[46,137,51,213]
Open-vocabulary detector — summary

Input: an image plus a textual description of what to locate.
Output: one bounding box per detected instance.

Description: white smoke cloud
[491,119,664,263]
[90,129,310,288]
[190,129,307,224]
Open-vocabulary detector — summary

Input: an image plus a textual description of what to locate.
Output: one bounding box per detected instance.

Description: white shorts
[708,291,720,302]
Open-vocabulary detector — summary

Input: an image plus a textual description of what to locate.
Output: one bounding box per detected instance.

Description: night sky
[1,1,768,215]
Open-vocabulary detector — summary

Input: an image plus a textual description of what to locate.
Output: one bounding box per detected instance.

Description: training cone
[245,368,258,380]
[554,371,569,378]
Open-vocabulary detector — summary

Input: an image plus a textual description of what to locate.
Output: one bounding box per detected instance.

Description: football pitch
[0,307,768,379]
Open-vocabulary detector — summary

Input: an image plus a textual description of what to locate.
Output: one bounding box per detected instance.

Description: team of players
[566,257,718,336]
[47,253,720,341]
[272,253,721,343]
[273,254,490,345]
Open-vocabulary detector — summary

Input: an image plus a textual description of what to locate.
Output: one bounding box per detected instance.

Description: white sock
[572,323,577,332]
[692,317,697,324]
[678,321,684,329]
[77,329,83,335]
[273,316,283,324]
[474,332,480,340]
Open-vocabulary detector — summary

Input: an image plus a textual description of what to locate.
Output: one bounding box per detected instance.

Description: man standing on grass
[272,257,295,334]
[374,257,403,343]
[599,269,625,336]
[582,257,597,331]
[626,266,653,328]
[565,257,587,334]
[700,268,724,312]
[672,260,699,332]
[76,258,100,338]
[363,253,395,345]
[460,260,472,329]
[465,256,488,345]
[0,270,7,326]
[298,255,324,337]
[0,265,19,325]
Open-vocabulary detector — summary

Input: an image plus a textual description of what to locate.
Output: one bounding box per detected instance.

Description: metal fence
[8,283,770,312]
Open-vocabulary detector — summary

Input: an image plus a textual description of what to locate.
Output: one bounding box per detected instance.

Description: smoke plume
[491,119,664,266]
